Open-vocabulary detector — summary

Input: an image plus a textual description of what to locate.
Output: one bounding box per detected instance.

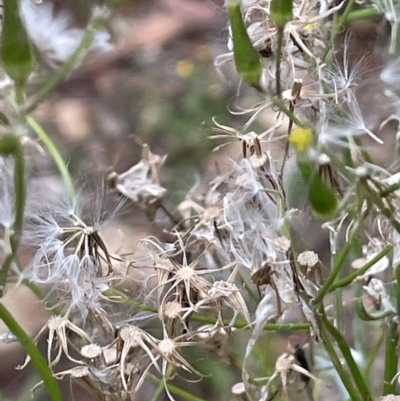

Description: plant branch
[0,134,25,297]
[0,302,64,401]
[27,117,76,203]
[312,224,357,306]
[25,10,107,114]
[320,320,362,401]
[321,307,372,401]
[330,245,393,292]
[103,289,310,332]
[382,265,400,395]
[147,374,207,401]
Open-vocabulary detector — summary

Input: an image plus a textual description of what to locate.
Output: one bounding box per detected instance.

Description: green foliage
[0,0,34,87]
[270,0,293,28]
[226,1,262,87]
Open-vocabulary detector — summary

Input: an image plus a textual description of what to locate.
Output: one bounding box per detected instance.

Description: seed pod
[0,133,21,156]
[226,0,262,86]
[270,0,293,28]
[289,127,338,219]
[298,159,338,219]
[1,0,35,87]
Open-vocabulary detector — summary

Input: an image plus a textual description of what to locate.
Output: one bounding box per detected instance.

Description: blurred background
[0,0,394,400]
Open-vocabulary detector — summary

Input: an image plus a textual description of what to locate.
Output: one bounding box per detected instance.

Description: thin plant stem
[19,279,61,314]
[320,320,362,401]
[190,312,309,331]
[0,302,64,401]
[331,229,344,333]
[312,224,358,306]
[363,330,384,380]
[321,307,372,401]
[383,319,398,395]
[352,237,367,375]
[15,85,26,124]
[150,365,174,401]
[147,374,207,401]
[0,134,25,297]
[380,181,400,197]
[275,27,283,98]
[103,289,310,331]
[268,95,305,127]
[382,265,400,395]
[345,8,383,23]
[27,117,76,202]
[25,11,106,114]
[330,245,393,292]
[336,0,356,32]
[238,272,259,303]
[367,186,400,234]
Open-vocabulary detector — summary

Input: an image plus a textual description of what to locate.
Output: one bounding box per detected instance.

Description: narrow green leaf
[297,160,338,219]
[226,2,263,86]
[0,303,64,401]
[0,0,35,87]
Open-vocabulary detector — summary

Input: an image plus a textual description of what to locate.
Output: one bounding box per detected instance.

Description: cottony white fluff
[19,0,111,64]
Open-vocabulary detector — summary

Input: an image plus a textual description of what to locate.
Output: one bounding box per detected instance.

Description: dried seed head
[175,266,195,280]
[158,338,175,356]
[119,326,142,345]
[208,280,237,298]
[48,315,68,330]
[163,301,183,319]
[274,236,291,252]
[232,382,246,395]
[297,251,319,268]
[70,366,90,378]
[81,344,102,359]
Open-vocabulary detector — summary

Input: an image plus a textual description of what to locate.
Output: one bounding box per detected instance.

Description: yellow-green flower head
[289,127,314,153]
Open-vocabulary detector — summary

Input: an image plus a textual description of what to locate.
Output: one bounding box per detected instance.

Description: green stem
[320,321,362,401]
[382,265,400,395]
[364,330,384,380]
[336,0,356,32]
[27,117,76,202]
[352,238,367,378]
[103,289,309,331]
[269,95,305,127]
[383,319,398,395]
[238,273,259,303]
[15,85,26,124]
[19,279,61,314]
[25,11,106,114]
[345,8,383,23]
[322,308,372,401]
[0,303,64,401]
[275,27,283,98]
[380,181,400,197]
[312,227,357,306]
[366,184,400,234]
[150,365,173,401]
[331,229,344,332]
[0,135,25,297]
[191,312,309,331]
[147,374,207,401]
[330,245,393,292]
[12,143,25,244]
